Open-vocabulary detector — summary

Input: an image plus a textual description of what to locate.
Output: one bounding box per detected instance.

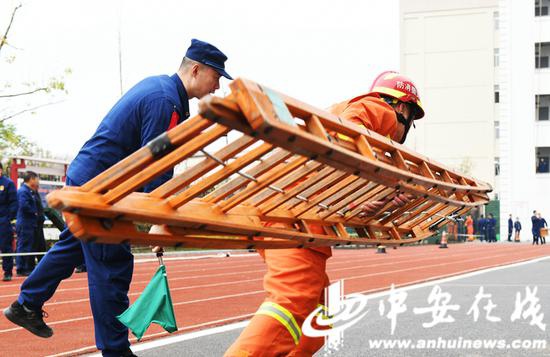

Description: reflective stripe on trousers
[255,302,302,344]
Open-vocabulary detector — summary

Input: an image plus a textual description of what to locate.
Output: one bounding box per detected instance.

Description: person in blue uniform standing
[486,213,497,242]
[532,210,540,245]
[3,39,232,357]
[514,217,522,242]
[537,212,547,244]
[477,215,486,242]
[15,171,40,276]
[507,214,513,242]
[0,163,18,282]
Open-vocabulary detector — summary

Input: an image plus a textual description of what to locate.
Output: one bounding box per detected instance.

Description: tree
[0,3,70,162]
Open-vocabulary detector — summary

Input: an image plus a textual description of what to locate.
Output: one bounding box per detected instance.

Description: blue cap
[185,39,232,80]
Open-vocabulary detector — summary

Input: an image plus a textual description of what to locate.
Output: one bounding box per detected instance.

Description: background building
[400,0,550,240]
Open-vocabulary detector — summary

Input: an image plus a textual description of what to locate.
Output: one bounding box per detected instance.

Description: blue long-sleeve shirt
[16,184,38,228]
[66,74,190,192]
[0,175,17,223]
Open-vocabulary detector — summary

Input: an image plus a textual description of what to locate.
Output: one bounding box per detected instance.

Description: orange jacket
[329,93,398,136]
[312,94,398,257]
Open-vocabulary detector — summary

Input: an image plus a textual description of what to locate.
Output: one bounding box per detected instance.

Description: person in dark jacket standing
[507,214,513,242]
[514,217,522,242]
[31,187,46,265]
[0,163,18,282]
[477,215,487,242]
[15,172,40,276]
[3,39,232,357]
[487,213,497,242]
[537,212,547,245]
[532,210,540,245]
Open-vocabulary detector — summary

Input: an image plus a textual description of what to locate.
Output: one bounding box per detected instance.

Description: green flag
[117,265,178,340]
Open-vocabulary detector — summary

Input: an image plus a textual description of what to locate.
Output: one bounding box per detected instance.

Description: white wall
[400,1,498,186]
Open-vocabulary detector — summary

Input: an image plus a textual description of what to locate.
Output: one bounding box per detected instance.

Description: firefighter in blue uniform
[15,171,41,276]
[486,213,497,242]
[0,163,18,282]
[477,214,486,242]
[3,39,232,357]
[507,214,513,242]
[532,210,540,245]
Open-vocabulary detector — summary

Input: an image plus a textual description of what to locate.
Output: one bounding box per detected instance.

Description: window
[494,157,500,176]
[535,42,550,69]
[536,147,550,173]
[493,11,499,29]
[494,121,500,139]
[494,85,500,103]
[536,95,550,121]
[494,48,499,67]
[536,0,549,16]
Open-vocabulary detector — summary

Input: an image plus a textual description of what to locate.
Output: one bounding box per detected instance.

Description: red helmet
[369,71,424,120]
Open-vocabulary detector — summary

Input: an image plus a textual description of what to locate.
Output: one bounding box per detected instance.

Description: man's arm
[337,99,411,217]
[8,181,18,220]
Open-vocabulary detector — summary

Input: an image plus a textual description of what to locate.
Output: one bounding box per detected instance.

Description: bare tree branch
[0,99,65,123]
[0,87,48,98]
[0,4,22,56]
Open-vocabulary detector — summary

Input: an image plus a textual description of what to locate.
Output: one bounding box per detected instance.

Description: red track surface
[1,243,549,356]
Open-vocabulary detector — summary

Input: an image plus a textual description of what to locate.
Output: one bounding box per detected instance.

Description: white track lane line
[1,249,543,335]
[0,247,510,299]
[46,314,254,357]
[72,255,550,355]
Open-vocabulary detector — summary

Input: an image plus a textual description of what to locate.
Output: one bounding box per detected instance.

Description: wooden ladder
[47,78,492,250]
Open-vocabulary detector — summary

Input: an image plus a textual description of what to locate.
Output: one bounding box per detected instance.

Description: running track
[1,243,549,356]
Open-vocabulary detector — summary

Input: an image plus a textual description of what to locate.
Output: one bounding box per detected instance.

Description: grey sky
[1,0,399,158]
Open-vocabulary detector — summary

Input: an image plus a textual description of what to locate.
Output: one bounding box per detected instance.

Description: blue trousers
[16,225,35,273]
[0,222,14,275]
[17,226,134,356]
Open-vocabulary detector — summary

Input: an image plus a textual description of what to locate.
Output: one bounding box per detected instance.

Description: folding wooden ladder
[47,78,492,250]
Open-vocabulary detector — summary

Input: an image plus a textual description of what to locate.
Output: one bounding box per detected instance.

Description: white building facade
[400,0,550,241]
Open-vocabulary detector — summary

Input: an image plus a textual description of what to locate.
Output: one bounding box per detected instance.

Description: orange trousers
[224,247,331,357]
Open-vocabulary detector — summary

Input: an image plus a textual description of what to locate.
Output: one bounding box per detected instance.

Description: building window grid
[535,42,550,69]
[536,147,550,174]
[535,0,549,16]
[536,95,550,121]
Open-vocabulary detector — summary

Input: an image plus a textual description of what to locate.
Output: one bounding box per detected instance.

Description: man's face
[192,64,221,98]
[390,102,413,143]
[28,177,39,191]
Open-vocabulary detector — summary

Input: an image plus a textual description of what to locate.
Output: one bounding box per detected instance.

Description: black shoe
[75,266,87,273]
[104,348,137,357]
[2,275,12,282]
[16,271,30,277]
[3,301,53,338]
[121,348,138,357]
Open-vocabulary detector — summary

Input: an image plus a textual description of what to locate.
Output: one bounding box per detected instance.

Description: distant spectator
[477,215,487,242]
[514,217,522,242]
[532,210,540,245]
[0,163,17,282]
[487,213,497,242]
[465,215,474,241]
[537,212,547,245]
[15,171,40,276]
[31,185,46,264]
[507,214,513,242]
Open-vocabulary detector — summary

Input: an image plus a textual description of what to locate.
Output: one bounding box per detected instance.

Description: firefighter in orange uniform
[225,71,425,357]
